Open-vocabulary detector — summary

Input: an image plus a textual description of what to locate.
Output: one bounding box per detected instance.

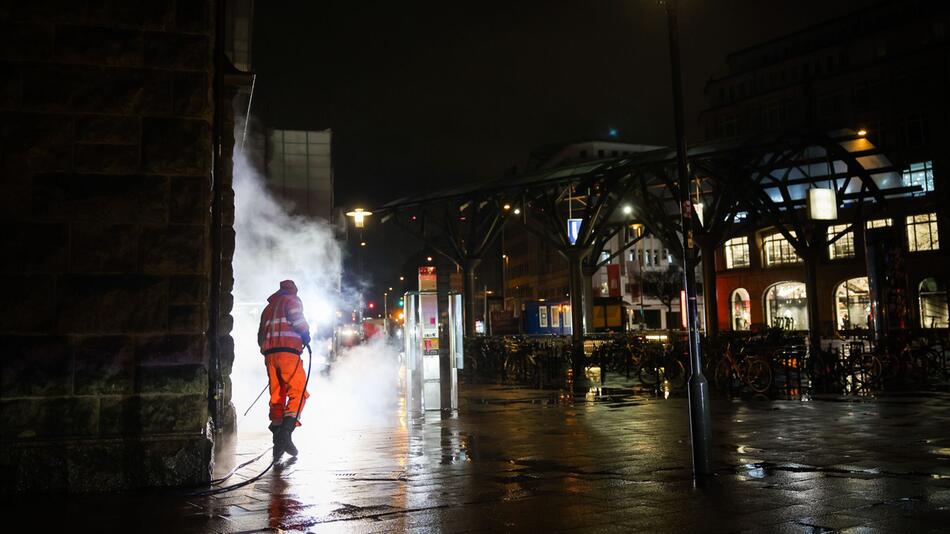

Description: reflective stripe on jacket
[258,281,310,355]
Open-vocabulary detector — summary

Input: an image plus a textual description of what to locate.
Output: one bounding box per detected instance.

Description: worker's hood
[268,279,298,302]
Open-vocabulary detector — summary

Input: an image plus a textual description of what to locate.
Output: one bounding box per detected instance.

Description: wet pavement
[5,383,950,533]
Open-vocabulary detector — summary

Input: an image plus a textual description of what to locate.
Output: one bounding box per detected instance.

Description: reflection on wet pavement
[5,385,950,533]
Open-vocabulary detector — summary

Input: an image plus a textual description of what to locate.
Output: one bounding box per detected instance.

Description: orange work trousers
[265,351,309,424]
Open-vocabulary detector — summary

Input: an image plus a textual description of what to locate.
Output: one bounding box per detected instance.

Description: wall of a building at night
[265,128,334,221]
[0,0,240,491]
[700,0,950,334]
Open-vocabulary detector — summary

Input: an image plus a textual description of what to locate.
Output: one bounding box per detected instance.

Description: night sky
[252,0,877,294]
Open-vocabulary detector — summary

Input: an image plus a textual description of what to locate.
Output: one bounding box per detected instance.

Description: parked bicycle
[712,342,772,393]
[638,341,687,389]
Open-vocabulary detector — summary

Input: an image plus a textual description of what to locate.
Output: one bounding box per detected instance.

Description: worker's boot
[276,416,299,459]
[270,422,284,461]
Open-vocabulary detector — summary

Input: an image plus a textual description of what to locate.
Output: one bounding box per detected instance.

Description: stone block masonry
[0,1,230,492]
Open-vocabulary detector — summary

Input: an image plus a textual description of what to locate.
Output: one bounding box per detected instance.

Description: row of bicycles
[831,333,947,393]
[464,335,572,388]
[590,330,802,393]
[464,330,949,395]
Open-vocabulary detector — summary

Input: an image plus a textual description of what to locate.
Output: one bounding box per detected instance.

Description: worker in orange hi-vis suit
[258,280,311,461]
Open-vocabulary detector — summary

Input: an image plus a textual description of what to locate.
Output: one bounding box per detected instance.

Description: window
[763,232,801,266]
[919,278,948,329]
[731,288,751,331]
[835,277,870,331]
[764,282,808,330]
[267,130,333,219]
[827,224,855,260]
[901,161,935,195]
[724,237,751,269]
[906,213,940,252]
[866,218,892,229]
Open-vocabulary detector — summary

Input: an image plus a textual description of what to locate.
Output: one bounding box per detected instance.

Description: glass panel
[919,278,949,328]
[764,282,808,330]
[827,224,855,260]
[731,288,751,331]
[284,142,308,155]
[835,277,870,330]
[724,237,750,269]
[901,160,935,195]
[283,130,307,143]
[763,232,802,266]
[906,213,939,252]
[865,218,892,229]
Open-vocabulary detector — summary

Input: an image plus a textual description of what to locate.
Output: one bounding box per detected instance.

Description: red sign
[607,264,621,297]
[418,266,436,291]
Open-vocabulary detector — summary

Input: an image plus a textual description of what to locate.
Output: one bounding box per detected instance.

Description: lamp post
[346,208,373,312]
[805,187,838,382]
[664,0,712,478]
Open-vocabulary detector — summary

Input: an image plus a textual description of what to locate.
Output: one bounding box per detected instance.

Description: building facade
[700,0,950,334]
[265,128,334,221]
[0,0,249,491]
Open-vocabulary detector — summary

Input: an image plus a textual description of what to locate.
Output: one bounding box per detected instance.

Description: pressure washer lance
[188,344,313,497]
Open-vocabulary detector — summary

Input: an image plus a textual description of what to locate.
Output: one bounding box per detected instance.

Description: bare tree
[643,265,683,330]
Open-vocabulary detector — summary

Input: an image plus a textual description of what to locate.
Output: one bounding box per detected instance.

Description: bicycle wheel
[666,358,687,389]
[852,353,882,389]
[638,356,660,386]
[627,352,643,376]
[744,358,773,393]
[503,356,522,383]
[714,359,733,391]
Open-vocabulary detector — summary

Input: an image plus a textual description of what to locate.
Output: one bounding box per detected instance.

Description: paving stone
[5,385,950,532]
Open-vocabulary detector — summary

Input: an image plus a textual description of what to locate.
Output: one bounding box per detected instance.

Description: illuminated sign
[567,218,582,245]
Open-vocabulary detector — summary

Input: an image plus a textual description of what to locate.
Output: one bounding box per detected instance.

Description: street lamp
[345,208,372,228]
[622,204,633,215]
[663,0,712,478]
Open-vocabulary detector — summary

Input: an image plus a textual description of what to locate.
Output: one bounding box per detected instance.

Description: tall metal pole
[664,0,712,478]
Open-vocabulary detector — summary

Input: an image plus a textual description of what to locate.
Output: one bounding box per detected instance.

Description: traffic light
[398,298,404,307]
[368,302,375,309]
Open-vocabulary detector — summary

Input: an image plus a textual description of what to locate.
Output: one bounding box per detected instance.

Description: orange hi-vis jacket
[258,280,310,355]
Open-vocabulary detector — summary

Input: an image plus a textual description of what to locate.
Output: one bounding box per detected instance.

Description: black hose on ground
[187,344,313,497]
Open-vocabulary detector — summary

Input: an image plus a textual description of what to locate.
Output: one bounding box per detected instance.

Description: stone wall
[0,1,224,492]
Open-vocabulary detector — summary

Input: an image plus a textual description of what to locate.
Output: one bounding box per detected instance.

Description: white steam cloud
[231,146,401,438]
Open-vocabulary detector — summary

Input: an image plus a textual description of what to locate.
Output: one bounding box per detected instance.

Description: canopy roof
[377,129,909,214]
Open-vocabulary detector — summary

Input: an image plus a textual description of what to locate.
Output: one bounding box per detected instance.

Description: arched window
[834,277,870,331]
[764,282,808,330]
[731,288,751,331]
[919,278,948,329]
